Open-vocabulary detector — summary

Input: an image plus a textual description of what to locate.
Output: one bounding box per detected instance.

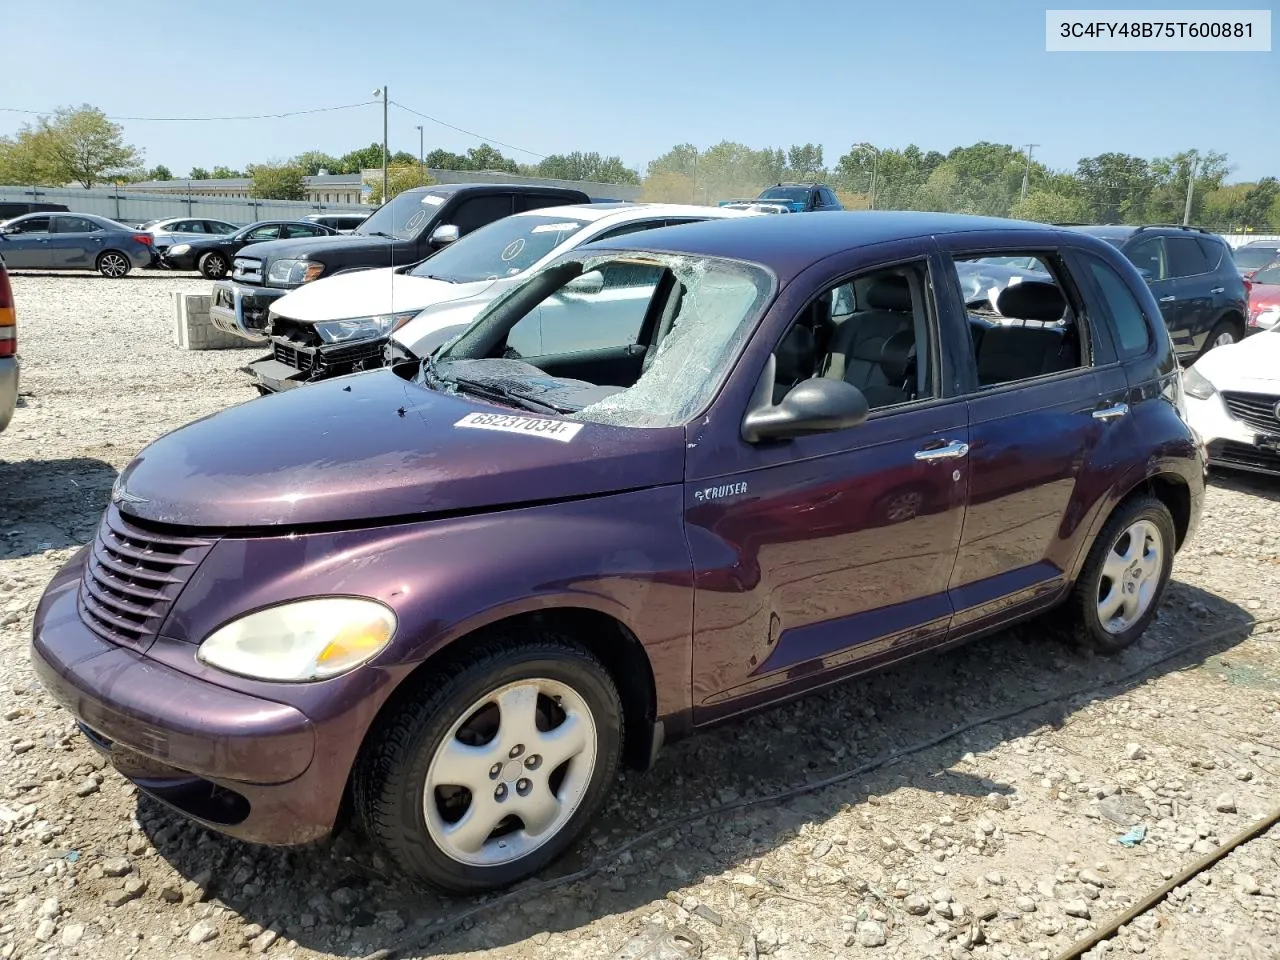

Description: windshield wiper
[420,358,566,414]
[417,273,456,283]
[363,231,394,239]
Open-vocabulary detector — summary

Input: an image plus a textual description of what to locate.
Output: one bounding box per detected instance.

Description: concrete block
[173,291,258,351]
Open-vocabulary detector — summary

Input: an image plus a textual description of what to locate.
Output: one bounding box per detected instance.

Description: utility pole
[416,125,424,185]
[372,87,388,205]
[1020,143,1039,202]
[1183,155,1199,225]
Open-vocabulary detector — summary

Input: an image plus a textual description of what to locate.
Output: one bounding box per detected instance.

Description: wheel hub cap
[1096,519,1164,634]
[423,678,597,867]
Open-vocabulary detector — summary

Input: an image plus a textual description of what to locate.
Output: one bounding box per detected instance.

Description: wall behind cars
[0,185,367,225]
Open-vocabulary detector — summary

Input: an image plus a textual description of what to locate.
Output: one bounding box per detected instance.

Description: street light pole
[416,125,424,185]
[1020,143,1039,202]
[373,87,388,204]
[853,143,879,210]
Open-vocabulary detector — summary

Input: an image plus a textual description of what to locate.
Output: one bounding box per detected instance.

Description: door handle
[1210,287,1224,294]
[1158,295,1176,302]
[1092,402,1129,421]
[915,440,969,461]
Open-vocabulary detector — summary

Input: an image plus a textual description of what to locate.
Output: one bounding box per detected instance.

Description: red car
[1247,261,1280,334]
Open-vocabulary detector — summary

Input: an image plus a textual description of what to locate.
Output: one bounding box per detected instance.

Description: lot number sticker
[455,412,583,443]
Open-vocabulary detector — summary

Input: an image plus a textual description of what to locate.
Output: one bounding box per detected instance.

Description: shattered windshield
[431,253,774,428]
[408,215,589,282]
[358,190,448,240]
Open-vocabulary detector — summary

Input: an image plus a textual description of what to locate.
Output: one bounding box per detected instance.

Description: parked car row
[32,210,1215,896]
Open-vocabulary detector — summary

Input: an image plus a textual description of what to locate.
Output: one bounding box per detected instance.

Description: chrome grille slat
[1221,391,1280,435]
[77,506,216,649]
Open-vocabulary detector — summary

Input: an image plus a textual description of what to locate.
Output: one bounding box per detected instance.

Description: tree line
[2,106,1276,231]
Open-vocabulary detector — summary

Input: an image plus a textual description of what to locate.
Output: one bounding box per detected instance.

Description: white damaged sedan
[1184,324,1280,477]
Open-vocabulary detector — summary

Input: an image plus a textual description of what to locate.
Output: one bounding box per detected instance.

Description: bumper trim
[209,281,283,343]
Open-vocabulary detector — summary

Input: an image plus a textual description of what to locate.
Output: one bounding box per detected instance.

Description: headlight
[267,259,326,286]
[196,597,396,682]
[168,244,191,256]
[1182,365,1217,400]
[314,311,419,344]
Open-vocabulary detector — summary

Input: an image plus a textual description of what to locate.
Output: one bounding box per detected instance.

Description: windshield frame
[407,213,593,283]
[431,249,778,428]
[356,189,449,241]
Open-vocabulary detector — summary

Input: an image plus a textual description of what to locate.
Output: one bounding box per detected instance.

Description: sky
[1,0,1276,183]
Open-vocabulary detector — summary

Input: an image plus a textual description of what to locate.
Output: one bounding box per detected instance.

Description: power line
[389,100,546,160]
[0,102,376,122]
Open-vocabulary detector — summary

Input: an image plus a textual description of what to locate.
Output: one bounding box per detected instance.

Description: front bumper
[209,281,287,343]
[30,553,343,845]
[1186,391,1280,477]
[246,334,390,393]
[0,355,17,433]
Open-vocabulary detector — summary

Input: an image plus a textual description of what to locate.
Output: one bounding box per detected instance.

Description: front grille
[1221,391,1280,436]
[77,506,215,649]
[273,341,313,372]
[322,337,388,368]
[1208,440,1280,475]
[232,257,262,283]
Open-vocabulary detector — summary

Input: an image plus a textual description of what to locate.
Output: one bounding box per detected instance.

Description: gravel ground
[1,272,1279,960]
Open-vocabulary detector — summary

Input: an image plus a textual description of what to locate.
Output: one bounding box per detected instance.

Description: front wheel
[353,634,623,893]
[198,251,228,279]
[1067,495,1175,654]
[96,251,131,278]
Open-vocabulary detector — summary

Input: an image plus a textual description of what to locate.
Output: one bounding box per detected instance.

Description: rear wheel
[96,251,131,278]
[1198,319,1240,358]
[1067,495,1175,654]
[198,251,228,279]
[353,633,623,893]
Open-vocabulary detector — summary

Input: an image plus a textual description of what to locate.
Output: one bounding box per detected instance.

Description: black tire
[1198,319,1240,359]
[96,251,131,278]
[353,633,623,893]
[198,251,229,280]
[1067,495,1175,654]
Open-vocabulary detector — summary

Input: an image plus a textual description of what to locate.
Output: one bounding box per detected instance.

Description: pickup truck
[208,183,592,344]
[718,182,844,214]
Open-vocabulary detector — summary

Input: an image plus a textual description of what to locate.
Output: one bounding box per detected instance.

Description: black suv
[208,183,591,343]
[1064,224,1247,361]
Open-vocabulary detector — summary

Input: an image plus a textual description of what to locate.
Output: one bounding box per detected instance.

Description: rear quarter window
[1083,254,1153,358]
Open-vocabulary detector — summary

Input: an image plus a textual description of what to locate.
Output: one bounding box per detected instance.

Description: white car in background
[1183,324,1280,477]
[256,203,759,391]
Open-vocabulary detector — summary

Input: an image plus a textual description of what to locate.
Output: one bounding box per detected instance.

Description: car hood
[270,268,496,324]
[235,233,398,265]
[111,370,683,529]
[1195,331,1280,388]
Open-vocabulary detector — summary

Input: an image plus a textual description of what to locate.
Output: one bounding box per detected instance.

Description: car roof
[1063,224,1138,239]
[404,183,590,199]
[506,202,752,225]
[1241,239,1280,248]
[585,211,1055,280]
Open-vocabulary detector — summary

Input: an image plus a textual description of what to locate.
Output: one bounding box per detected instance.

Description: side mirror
[742,374,869,443]
[430,223,460,247]
[563,270,604,296]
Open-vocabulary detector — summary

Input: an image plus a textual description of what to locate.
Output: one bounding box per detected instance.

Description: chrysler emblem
[111,475,148,506]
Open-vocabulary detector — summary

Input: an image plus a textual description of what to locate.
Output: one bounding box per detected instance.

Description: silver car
[0,213,156,277]
[140,216,239,255]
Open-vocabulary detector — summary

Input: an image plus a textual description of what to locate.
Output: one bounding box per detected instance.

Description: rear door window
[244,225,281,240]
[1123,236,1167,280]
[1166,236,1211,277]
[6,216,50,235]
[53,216,101,233]
[451,195,515,234]
[1082,254,1153,358]
[516,193,578,213]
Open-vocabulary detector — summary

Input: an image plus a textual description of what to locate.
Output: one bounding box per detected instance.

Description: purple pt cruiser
[32,212,1205,892]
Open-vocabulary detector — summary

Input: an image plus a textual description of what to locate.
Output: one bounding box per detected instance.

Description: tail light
[1243,278,1252,297]
[132,234,153,246]
[0,264,15,357]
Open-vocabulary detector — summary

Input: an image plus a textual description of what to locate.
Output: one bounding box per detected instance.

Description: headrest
[879,329,916,383]
[864,274,912,312]
[775,324,816,385]
[995,280,1066,323]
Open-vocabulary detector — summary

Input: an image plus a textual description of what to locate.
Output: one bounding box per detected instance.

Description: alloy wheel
[1096,519,1164,634]
[99,253,129,277]
[1212,330,1235,348]
[423,677,597,867]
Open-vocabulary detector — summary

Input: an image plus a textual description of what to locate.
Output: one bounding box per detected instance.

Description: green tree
[148,164,173,181]
[1073,152,1153,223]
[189,166,210,180]
[292,151,340,176]
[366,165,436,205]
[425,148,469,170]
[339,142,387,173]
[390,150,417,166]
[535,151,639,185]
[39,105,143,188]
[1144,149,1230,223]
[249,162,306,200]
[211,165,242,179]
[1010,189,1091,224]
[465,144,519,173]
[786,143,825,179]
[0,127,61,185]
